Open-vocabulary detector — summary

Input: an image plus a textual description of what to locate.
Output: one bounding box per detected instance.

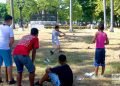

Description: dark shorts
[94,48,105,67]
[14,55,35,73]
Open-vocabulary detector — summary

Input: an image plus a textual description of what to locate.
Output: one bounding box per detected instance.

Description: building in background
[31,10,57,21]
[31,10,57,25]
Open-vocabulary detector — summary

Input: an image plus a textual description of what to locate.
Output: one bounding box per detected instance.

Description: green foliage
[58,0,69,22]
[78,0,97,22]
[0,3,8,20]
[94,0,103,21]
[6,1,19,22]
[7,0,38,22]
[22,0,38,21]
[37,0,58,11]
[72,0,83,21]
[114,0,120,22]
[95,0,110,22]
[36,0,82,22]
[4,0,120,24]
[94,0,120,23]
[58,0,82,22]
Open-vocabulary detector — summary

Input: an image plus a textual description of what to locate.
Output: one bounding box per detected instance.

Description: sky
[0,0,6,3]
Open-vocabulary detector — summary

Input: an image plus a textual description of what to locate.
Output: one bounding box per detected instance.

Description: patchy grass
[1,28,120,86]
[107,62,120,73]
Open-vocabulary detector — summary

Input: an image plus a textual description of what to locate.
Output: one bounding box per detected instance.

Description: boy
[35,54,73,86]
[50,25,65,55]
[0,15,16,84]
[92,23,109,78]
[13,28,39,86]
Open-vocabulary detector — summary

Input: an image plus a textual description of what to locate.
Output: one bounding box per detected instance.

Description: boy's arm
[58,31,66,37]
[9,28,14,48]
[105,35,109,45]
[46,67,52,73]
[32,48,36,63]
[9,37,14,47]
[92,32,97,43]
[32,38,39,63]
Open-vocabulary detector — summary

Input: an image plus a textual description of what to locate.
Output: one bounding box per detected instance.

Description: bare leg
[57,45,61,52]
[95,67,99,76]
[17,72,22,86]
[5,67,8,82]
[0,67,2,82]
[101,66,105,75]
[51,45,61,55]
[39,73,49,85]
[29,72,35,86]
[0,67,1,78]
[7,66,13,81]
[52,48,58,53]
[55,45,61,51]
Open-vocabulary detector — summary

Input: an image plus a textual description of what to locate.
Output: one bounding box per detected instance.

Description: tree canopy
[1,0,119,25]
[0,3,8,20]
[7,0,38,22]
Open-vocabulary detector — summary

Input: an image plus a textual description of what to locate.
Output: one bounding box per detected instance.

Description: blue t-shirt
[50,64,73,86]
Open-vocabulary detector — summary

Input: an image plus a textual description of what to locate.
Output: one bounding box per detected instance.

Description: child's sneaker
[50,50,54,55]
[8,79,16,85]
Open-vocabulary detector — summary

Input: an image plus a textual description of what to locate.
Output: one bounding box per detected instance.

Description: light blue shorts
[48,73,60,86]
[0,49,12,67]
[52,40,60,46]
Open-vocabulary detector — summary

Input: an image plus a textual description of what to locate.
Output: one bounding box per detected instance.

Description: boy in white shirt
[50,25,65,55]
[0,15,16,84]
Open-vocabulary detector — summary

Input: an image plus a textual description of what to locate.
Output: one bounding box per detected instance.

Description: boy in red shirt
[13,28,39,86]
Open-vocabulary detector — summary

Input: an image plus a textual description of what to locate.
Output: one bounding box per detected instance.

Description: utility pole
[10,0,15,29]
[69,0,73,32]
[110,0,114,32]
[103,0,107,29]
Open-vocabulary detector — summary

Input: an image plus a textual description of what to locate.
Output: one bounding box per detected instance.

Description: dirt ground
[1,28,120,86]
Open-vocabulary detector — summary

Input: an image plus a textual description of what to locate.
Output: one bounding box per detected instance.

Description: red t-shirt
[13,35,39,56]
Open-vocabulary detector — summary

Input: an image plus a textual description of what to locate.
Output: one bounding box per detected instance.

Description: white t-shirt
[52,29,60,43]
[0,24,14,49]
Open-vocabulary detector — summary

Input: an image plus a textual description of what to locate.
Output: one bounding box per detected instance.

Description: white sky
[0,0,6,3]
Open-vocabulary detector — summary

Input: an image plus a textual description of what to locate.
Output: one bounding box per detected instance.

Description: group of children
[0,15,109,86]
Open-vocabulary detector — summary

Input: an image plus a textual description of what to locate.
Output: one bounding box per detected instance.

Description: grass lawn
[1,28,120,86]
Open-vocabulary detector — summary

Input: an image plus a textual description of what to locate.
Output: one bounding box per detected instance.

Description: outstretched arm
[58,31,66,37]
